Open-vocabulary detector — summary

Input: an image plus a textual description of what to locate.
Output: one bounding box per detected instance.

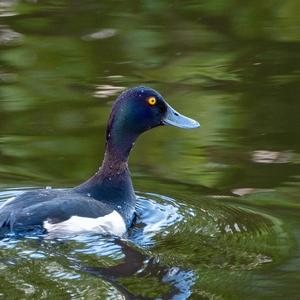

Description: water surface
[0,0,300,299]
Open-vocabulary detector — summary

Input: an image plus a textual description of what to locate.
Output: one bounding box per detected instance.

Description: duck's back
[0,189,127,237]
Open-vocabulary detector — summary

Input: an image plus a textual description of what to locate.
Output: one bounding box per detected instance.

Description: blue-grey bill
[162,103,200,129]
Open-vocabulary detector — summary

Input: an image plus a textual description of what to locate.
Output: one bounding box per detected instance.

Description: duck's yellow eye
[147,97,157,106]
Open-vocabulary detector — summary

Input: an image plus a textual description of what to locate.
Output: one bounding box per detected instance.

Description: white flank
[43,210,126,237]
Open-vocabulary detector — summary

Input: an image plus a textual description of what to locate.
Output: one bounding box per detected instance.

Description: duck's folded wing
[0,189,122,235]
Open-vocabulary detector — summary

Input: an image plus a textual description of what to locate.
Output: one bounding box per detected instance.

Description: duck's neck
[99,143,131,178]
[75,129,138,200]
[100,129,138,176]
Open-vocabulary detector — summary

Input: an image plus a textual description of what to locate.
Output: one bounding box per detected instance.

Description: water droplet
[45,186,52,190]
[117,171,120,175]
[87,193,91,197]
[108,177,112,181]
[117,205,121,209]
[109,165,113,169]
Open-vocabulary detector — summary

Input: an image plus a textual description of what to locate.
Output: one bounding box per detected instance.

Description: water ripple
[0,187,292,298]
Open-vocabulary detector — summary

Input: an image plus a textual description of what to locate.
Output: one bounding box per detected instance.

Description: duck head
[105,86,200,161]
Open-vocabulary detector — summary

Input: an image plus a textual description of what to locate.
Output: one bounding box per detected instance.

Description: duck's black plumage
[0,190,113,231]
[0,86,199,236]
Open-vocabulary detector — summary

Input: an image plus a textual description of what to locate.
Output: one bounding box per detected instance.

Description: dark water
[0,0,300,299]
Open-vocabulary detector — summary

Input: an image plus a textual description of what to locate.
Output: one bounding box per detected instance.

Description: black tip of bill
[162,103,200,129]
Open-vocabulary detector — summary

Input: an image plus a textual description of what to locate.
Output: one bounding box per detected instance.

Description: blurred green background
[0,0,300,299]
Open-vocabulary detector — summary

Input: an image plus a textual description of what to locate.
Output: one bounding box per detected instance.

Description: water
[0,0,300,299]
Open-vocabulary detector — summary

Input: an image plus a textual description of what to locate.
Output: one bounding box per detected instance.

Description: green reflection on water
[0,0,300,298]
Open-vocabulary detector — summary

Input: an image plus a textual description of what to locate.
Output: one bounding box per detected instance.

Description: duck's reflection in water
[82,238,195,300]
